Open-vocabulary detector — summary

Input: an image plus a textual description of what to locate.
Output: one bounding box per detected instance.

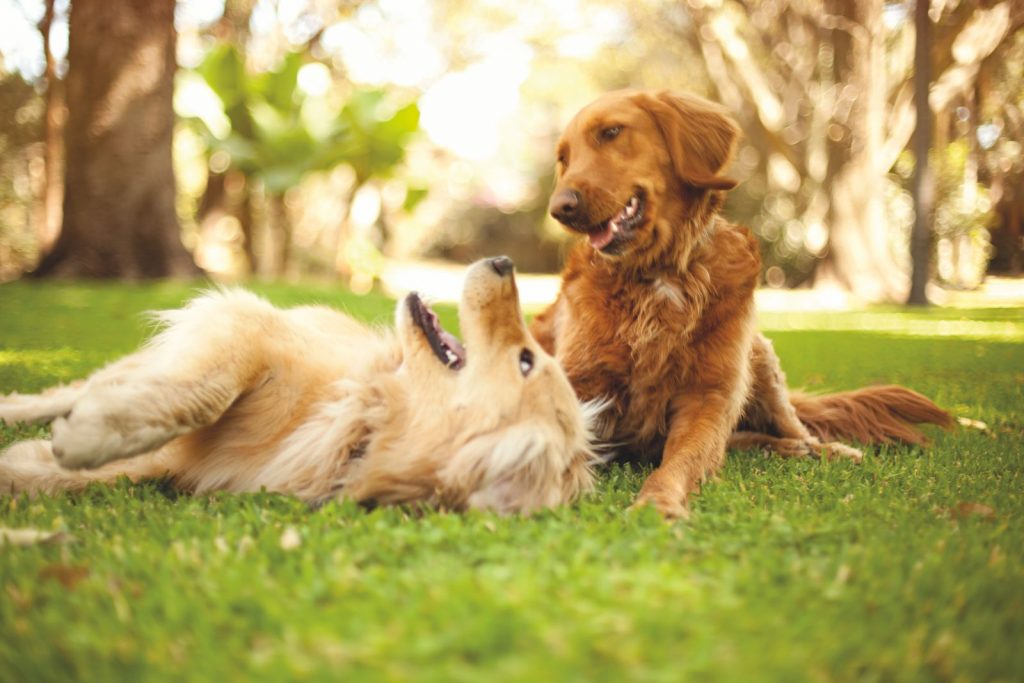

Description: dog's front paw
[50,411,123,470]
[631,475,690,520]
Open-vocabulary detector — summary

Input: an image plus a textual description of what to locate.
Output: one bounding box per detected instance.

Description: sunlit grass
[1,280,1022,682]
[758,309,1024,340]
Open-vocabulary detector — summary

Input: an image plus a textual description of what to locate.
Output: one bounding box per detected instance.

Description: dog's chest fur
[553,226,760,455]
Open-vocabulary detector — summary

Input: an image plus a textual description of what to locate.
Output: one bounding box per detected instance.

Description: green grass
[1,280,1022,683]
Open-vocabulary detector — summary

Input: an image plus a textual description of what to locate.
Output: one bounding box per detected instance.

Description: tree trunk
[815,0,908,302]
[33,0,197,279]
[1010,196,1022,276]
[908,0,934,305]
[259,193,291,278]
[36,0,64,254]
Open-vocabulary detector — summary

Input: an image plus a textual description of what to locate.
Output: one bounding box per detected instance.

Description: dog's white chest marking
[653,278,685,309]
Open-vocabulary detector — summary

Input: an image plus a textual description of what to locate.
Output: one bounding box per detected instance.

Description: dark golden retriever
[531,90,952,518]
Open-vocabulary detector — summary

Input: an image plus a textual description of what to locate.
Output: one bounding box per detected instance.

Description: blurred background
[0,0,1021,304]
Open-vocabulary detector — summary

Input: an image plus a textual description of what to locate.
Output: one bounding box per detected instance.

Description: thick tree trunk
[34,0,197,279]
[815,0,908,302]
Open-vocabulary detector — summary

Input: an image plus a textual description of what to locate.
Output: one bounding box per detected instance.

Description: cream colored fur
[0,259,598,514]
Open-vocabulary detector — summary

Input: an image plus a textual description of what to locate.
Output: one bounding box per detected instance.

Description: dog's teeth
[611,221,620,234]
[625,204,635,218]
[445,350,457,365]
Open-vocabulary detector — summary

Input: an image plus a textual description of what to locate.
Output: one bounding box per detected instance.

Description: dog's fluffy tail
[792,385,954,446]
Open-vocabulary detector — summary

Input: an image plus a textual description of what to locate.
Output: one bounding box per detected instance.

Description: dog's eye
[519,348,534,377]
[600,126,622,141]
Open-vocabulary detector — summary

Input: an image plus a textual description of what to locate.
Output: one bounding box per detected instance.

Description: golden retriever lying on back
[0,257,596,513]
[532,90,952,518]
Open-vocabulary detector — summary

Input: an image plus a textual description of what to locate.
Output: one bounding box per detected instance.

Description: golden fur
[1,258,597,514]
[532,90,952,518]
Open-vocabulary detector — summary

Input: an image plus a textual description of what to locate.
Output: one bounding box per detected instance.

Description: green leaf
[186,50,421,193]
[402,185,429,212]
[254,52,303,113]
[195,44,247,110]
[259,164,309,194]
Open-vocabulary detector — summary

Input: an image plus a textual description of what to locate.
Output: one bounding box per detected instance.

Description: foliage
[183,45,420,194]
[2,282,1023,681]
[932,141,994,242]
[894,140,995,288]
[0,74,44,280]
[4,0,1020,284]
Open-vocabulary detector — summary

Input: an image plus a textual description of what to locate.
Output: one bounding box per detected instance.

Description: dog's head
[550,89,740,263]
[353,257,597,514]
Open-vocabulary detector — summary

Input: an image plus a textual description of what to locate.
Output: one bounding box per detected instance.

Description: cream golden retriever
[531,90,952,518]
[0,257,596,513]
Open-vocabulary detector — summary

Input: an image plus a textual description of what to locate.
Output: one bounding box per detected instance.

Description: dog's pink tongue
[589,224,615,250]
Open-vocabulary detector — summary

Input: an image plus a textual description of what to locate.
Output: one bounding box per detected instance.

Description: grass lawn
[1,280,1022,682]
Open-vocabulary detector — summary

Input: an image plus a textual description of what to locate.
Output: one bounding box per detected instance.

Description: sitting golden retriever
[531,90,952,518]
[0,257,596,513]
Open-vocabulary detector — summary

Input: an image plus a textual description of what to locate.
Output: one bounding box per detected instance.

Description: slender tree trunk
[257,193,291,278]
[34,0,197,279]
[908,0,934,305]
[238,181,256,273]
[36,0,64,255]
[210,0,256,273]
[1010,197,1022,276]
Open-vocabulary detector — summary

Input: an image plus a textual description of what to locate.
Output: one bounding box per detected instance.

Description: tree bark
[907,0,934,305]
[33,0,197,279]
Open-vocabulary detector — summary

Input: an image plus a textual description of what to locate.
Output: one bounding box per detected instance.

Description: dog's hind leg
[0,354,152,427]
[43,295,272,471]
[739,334,862,462]
[0,439,180,496]
[50,371,244,470]
[0,382,88,426]
[728,431,862,462]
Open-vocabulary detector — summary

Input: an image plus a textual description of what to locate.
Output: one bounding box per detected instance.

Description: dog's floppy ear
[443,422,594,514]
[633,90,740,191]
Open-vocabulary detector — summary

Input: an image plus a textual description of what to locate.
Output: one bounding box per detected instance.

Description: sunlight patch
[758,313,1024,341]
[0,348,83,372]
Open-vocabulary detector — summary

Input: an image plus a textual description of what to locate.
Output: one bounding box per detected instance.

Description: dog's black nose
[549,188,581,224]
[490,256,514,277]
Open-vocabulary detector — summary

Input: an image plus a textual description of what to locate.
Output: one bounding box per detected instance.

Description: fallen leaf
[956,417,989,431]
[237,535,255,555]
[949,502,996,520]
[0,527,72,547]
[38,564,90,589]
[5,584,30,610]
[279,526,301,551]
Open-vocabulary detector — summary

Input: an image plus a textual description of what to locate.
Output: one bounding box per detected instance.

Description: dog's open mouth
[407,293,466,369]
[589,191,646,252]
